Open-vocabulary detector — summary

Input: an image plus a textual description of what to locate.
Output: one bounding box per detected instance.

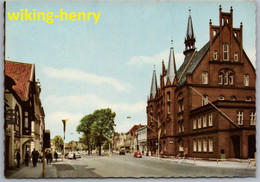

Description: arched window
[223,43,229,61]
[213,51,218,60]
[219,69,235,86]
[202,72,208,84]
[234,52,238,62]
[244,74,249,86]
[167,92,170,101]
[219,95,225,100]
[230,96,236,101]
[218,73,223,85]
[202,95,208,106]
[245,96,252,102]
[178,92,184,112]
[178,139,184,152]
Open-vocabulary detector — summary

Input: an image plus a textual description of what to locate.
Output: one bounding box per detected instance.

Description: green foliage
[52,135,64,151]
[76,108,116,155]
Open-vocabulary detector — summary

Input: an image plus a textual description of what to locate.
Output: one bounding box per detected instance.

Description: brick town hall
[146,6,256,159]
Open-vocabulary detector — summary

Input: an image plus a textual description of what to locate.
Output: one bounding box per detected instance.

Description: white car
[68,152,76,159]
[75,152,81,158]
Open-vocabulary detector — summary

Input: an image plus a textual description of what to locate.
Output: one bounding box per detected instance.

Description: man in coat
[16,151,21,168]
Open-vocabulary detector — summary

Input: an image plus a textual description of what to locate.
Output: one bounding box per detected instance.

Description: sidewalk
[147,156,256,169]
[5,160,58,178]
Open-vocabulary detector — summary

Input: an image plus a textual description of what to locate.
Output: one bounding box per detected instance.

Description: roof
[177,42,210,86]
[5,60,35,101]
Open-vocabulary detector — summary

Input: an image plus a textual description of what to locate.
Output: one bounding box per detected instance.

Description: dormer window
[223,44,229,61]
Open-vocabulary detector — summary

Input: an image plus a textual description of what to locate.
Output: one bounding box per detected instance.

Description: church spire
[184,8,196,56]
[167,40,177,85]
[150,66,158,100]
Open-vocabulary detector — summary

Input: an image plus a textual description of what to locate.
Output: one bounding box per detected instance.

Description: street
[53,154,256,178]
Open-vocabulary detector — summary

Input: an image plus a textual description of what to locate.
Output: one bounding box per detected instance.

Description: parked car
[119,150,125,155]
[68,152,76,159]
[57,152,62,158]
[134,151,142,158]
[75,152,81,158]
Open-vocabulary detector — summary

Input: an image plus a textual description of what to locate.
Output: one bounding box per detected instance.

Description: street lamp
[62,119,68,161]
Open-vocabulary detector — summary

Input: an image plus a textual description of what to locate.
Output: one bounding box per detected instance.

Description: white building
[135,126,147,156]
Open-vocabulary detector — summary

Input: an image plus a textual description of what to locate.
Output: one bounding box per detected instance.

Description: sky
[5,1,256,143]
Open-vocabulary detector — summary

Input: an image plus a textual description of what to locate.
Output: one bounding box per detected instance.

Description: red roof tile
[5,61,34,101]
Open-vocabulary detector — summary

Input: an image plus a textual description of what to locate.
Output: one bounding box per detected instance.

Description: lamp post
[62,119,68,161]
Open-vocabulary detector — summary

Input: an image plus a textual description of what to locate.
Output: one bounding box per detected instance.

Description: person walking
[54,151,58,161]
[16,151,21,168]
[25,152,29,166]
[32,149,39,167]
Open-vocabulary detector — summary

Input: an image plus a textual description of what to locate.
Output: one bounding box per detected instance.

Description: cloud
[44,93,146,114]
[42,66,132,92]
[127,49,184,68]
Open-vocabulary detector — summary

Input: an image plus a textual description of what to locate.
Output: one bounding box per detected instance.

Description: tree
[77,114,95,155]
[77,108,116,156]
[52,135,64,151]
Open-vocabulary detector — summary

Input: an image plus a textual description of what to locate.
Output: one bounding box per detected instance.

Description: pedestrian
[16,151,21,168]
[32,148,39,167]
[54,151,58,161]
[25,152,29,166]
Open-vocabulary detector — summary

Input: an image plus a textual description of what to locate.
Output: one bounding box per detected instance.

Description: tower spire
[184,8,196,56]
[150,67,158,100]
[167,40,177,85]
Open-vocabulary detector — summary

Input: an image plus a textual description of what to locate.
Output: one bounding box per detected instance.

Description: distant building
[146,7,256,159]
[4,60,45,169]
[135,126,147,156]
[125,124,145,154]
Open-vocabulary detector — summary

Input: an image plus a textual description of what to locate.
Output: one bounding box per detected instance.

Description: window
[213,51,218,60]
[24,111,29,128]
[244,74,249,86]
[234,52,238,62]
[237,111,244,125]
[193,119,197,129]
[223,44,229,61]
[178,125,181,133]
[227,18,229,24]
[198,139,202,152]
[218,73,223,85]
[209,138,213,152]
[208,113,213,126]
[193,140,197,152]
[219,69,234,86]
[198,117,202,128]
[219,95,225,100]
[245,96,252,102]
[167,104,170,114]
[167,92,170,101]
[203,115,207,127]
[250,111,256,125]
[222,18,224,25]
[203,139,207,152]
[202,72,208,84]
[179,140,184,152]
[230,96,236,101]
[224,71,229,85]
[229,73,234,85]
[202,95,208,106]
[150,105,153,113]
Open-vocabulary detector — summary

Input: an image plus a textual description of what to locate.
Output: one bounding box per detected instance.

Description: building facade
[146,6,256,159]
[4,60,45,169]
[135,126,147,156]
